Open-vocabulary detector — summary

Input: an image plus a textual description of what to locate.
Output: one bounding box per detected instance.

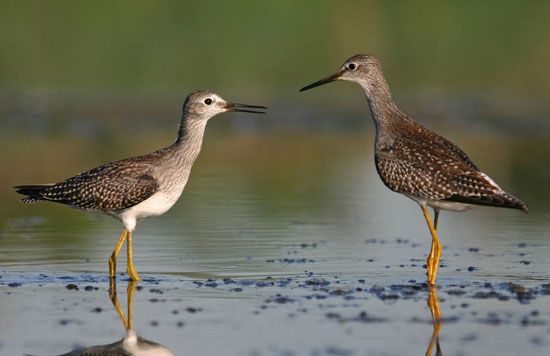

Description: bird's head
[183,90,266,120]
[300,53,383,92]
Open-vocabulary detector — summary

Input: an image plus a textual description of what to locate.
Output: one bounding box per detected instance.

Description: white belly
[118,191,182,231]
[406,195,474,212]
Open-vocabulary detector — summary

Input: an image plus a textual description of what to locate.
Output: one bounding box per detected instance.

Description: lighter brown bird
[15,90,266,281]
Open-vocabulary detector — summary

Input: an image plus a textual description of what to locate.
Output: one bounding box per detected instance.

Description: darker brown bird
[301,53,527,285]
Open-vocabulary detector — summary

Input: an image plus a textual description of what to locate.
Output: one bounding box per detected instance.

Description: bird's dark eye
[204,98,213,105]
[347,63,357,71]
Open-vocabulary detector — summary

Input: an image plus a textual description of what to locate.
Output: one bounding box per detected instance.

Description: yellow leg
[426,210,439,282]
[427,240,436,281]
[421,207,442,286]
[108,280,137,330]
[126,281,136,330]
[425,286,443,356]
[109,280,129,329]
[126,231,141,281]
[109,229,128,279]
[431,210,442,284]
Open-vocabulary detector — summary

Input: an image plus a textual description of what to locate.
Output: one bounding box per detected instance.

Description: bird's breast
[157,168,190,197]
[121,170,190,222]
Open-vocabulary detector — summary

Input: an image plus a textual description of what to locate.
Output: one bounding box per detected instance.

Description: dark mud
[3,271,549,323]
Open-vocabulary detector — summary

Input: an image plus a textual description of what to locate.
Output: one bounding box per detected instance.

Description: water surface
[1,131,549,355]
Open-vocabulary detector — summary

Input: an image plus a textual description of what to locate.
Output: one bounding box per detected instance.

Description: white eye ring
[347,63,357,71]
[204,98,213,105]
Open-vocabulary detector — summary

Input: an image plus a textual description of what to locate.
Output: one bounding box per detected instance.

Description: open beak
[225,102,267,114]
[300,71,343,92]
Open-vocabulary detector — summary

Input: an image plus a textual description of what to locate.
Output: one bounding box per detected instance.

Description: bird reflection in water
[57,281,174,356]
[425,286,443,356]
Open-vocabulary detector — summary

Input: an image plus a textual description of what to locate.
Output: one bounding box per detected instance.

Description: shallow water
[1,131,549,355]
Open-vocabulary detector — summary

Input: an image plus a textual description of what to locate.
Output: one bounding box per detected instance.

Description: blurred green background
[1,1,549,219]
[1,1,550,95]
[1,1,549,136]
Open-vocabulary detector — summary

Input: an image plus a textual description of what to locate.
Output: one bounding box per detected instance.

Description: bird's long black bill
[299,72,342,92]
[226,103,267,114]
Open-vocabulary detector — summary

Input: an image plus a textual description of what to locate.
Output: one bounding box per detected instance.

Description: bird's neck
[358,75,403,131]
[172,114,208,165]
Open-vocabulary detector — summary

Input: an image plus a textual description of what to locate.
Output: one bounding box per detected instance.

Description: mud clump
[304,278,330,287]
[326,311,387,324]
[540,284,550,295]
[266,294,294,304]
[472,291,509,301]
[389,284,424,298]
[266,258,315,264]
[446,289,466,296]
[500,282,535,303]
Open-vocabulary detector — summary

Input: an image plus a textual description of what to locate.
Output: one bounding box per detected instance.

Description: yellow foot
[428,248,441,286]
[428,265,437,286]
[125,230,140,281]
[108,255,117,279]
[109,228,128,279]
[421,206,441,287]
[127,265,141,281]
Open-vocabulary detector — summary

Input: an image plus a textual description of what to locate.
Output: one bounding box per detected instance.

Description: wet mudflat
[2,268,550,355]
[1,132,549,355]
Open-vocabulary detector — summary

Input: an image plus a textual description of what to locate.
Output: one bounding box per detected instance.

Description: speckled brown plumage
[16,158,160,211]
[300,54,528,285]
[14,91,214,215]
[306,53,528,213]
[15,90,264,222]
[374,115,528,212]
[14,90,266,220]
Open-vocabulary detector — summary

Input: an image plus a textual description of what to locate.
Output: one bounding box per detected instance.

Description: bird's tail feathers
[14,184,53,203]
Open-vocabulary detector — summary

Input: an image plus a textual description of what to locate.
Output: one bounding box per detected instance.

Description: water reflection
[56,281,174,356]
[425,286,443,356]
